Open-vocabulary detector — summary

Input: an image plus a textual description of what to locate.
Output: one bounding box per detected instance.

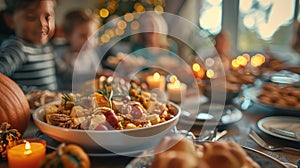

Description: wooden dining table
[1,93,299,168]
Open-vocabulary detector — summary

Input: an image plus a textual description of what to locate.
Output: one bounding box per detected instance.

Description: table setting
[1,56,300,168]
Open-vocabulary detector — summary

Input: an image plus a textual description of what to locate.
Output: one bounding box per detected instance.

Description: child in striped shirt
[0,0,58,93]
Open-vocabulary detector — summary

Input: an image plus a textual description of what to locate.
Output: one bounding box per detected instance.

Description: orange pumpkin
[0,73,31,133]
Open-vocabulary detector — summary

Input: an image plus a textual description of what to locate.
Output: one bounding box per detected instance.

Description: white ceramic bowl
[32,101,181,154]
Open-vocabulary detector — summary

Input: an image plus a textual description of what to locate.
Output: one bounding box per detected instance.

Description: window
[199,0,298,54]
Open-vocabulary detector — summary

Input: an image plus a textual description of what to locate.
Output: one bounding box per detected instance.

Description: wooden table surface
[1,96,299,168]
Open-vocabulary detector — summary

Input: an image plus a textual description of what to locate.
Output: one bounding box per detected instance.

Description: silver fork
[249,129,300,153]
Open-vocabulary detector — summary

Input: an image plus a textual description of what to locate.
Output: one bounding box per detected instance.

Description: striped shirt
[0,36,58,93]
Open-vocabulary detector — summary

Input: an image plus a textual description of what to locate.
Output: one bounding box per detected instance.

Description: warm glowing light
[192,63,201,72]
[146,72,165,91]
[242,53,251,62]
[206,69,215,78]
[115,28,124,36]
[100,34,110,43]
[130,21,139,30]
[99,8,109,18]
[117,20,127,29]
[237,55,248,66]
[192,63,205,79]
[154,5,164,13]
[153,72,161,80]
[256,53,266,63]
[24,141,32,155]
[231,59,240,69]
[105,29,115,38]
[134,3,145,12]
[124,13,134,22]
[251,54,265,67]
[169,75,178,83]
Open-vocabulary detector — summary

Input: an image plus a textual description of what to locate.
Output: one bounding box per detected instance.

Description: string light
[99,8,109,18]
[96,0,165,45]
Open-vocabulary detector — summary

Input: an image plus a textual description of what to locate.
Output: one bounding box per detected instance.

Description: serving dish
[32,101,181,154]
[37,132,145,157]
[125,146,287,168]
[242,87,300,116]
[257,116,300,142]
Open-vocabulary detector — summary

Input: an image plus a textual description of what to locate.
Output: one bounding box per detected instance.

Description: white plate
[257,116,300,142]
[179,103,243,127]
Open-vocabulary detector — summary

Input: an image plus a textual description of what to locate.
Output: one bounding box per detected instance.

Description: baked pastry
[152,136,207,168]
[202,141,260,168]
[151,136,260,168]
[258,82,300,109]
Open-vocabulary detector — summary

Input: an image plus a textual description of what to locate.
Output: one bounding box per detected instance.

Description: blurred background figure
[54,8,102,91]
[290,21,300,63]
[264,21,300,71]
[214,30,233,71]
[0,0,57,93]
[131,12,178,62]
[0,0,14,45]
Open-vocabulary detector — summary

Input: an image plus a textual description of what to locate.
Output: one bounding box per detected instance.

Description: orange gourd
[0,73,31,133]
[39,143,90,168]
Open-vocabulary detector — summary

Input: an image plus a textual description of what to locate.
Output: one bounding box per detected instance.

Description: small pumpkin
[39,143,90,168]
[0,122,22,160]
[0,73,31,133]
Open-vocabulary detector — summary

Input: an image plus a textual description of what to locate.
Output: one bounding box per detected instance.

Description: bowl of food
[32,85,181,154]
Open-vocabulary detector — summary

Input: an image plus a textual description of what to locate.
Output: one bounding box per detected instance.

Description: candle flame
[153,72,160,80]
[251,54,265,67]
[231,59,240,69]
[206,69,215,78]
[169,75,178,83]
[237,56,248,66]
[192,63,201,72]
[24,141,32,155]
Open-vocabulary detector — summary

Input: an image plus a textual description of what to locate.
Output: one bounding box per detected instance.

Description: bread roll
[151,136,260,168]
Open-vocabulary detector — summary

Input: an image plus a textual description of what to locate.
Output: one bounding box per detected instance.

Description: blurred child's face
[68,21,98,52]
[12,0,55,45]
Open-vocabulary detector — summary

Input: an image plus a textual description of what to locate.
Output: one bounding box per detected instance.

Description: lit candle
[167,78,187,103]
[8,139,46,168]
[146,72,166,91]
[192,63,205,79]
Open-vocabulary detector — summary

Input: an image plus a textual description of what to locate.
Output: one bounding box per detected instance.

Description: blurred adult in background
[214,30,233,71]
[54,8,101,91]
[265,21,300,70]
[290,21,300,55]
[0,0,58,93]
[0,2,14,45]
[131,12,178,62]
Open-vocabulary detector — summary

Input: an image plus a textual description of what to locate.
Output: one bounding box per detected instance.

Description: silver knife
[269,127,300,139]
